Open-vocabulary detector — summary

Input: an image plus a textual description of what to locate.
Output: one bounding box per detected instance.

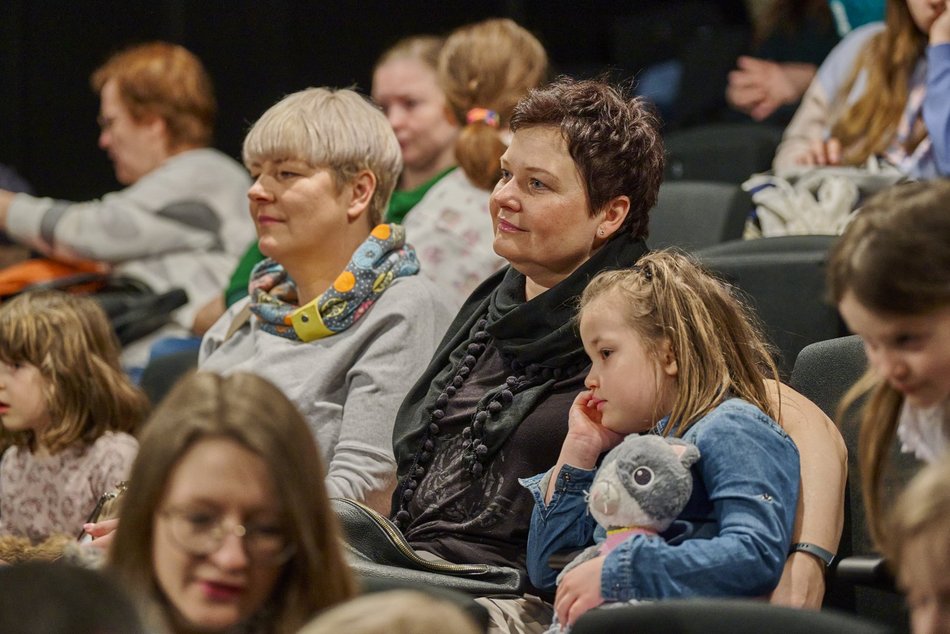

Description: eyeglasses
[160,508,295,565]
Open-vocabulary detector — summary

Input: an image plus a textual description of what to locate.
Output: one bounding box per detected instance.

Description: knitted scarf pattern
[390,233,649,527]
[248,224,419,342]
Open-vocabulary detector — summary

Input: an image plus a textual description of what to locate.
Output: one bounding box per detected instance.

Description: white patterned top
[896,399,949,464]
[403,168,506,310]
[0,432,138,543]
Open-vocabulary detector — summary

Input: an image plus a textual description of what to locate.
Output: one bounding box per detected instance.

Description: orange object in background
[0,258,108,298]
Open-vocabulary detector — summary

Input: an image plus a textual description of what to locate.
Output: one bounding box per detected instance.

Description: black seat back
[790,336,921,631]
[648,181,750,252]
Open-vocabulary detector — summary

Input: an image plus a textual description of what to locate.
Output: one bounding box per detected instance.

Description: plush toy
[558,434,701,580]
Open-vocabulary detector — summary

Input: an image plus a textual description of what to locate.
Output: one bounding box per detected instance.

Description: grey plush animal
[558,434,701,580]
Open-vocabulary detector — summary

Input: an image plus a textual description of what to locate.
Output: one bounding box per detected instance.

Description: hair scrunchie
[466,107,500,128]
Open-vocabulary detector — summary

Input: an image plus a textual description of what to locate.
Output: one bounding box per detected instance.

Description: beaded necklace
[390,233,649,530]
[393,316,586,528]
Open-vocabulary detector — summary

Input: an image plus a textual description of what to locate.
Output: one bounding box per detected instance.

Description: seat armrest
[831,555,895,590]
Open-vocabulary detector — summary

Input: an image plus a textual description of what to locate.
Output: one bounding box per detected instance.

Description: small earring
[598,228,605,237]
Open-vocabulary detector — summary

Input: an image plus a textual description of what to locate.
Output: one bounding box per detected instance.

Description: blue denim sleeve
[924,43,950,176]
[600,402,800,601]
[520,465,599,591]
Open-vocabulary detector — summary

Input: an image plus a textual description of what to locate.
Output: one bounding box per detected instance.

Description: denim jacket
[521,398,800,600]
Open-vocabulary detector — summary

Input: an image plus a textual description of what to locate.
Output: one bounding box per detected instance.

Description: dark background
[0,1,752,202]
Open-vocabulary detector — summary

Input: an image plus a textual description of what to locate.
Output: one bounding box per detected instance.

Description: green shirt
[385,166,456,224]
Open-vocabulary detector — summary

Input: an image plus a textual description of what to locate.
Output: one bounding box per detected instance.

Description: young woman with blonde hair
[109,371,357,633]
[372,32,509,306]
[774,0,950,178]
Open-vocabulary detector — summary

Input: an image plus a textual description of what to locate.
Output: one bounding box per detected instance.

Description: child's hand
[80,518,119,552]
[931,1,950,44]
[797,137,842,167]
[563,391,625,466]
[554,555,607,626]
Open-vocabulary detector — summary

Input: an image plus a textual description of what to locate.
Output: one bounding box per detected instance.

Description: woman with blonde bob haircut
[241,87,401,227]
[108,371,357,633]
[200,87,452,512]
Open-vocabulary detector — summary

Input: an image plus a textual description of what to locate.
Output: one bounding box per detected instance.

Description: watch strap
[789,542,836,568]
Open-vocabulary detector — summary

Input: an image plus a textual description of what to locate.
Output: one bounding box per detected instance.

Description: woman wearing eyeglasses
[108,371,356,633]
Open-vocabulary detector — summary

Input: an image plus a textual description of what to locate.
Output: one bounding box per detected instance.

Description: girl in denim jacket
[522,251,800,629]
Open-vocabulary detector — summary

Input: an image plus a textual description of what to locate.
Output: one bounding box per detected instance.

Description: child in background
[828,179,950,547]
[299,590,482,634]
[523,251,800,629]
[773,0,950,178]
[0,290,146,544]
[885,459,950,634]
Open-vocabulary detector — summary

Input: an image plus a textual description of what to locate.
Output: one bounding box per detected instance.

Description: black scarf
[391,233,649,511]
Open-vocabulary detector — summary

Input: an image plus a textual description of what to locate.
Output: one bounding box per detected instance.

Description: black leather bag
[332,497,526,597]
[12,272,188,347]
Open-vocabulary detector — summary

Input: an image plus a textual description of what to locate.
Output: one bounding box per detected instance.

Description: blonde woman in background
[377,20,549,306]
[773,0,950,178]
[109,372,356,633]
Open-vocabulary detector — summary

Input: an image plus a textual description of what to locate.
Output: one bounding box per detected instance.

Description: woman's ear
[142,115,170,150]
[596,195,631,241]
[345,170,377,222]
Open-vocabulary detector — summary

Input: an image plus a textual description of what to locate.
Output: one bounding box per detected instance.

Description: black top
[390,232,650,573]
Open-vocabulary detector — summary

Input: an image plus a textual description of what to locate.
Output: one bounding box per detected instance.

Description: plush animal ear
[668,439,701,468]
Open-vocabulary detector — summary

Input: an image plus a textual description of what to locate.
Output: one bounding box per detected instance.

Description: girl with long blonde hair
[526,251,799,628]
[774,0,950,178]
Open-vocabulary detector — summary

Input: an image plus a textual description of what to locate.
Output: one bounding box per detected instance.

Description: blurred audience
[108,372,356,633]
[0,42,254,368]
[774,0,950,178]
[727,0,840,125]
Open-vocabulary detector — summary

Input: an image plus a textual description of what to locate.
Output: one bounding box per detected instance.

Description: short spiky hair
[510,77,665,238]
[0,291,148,453]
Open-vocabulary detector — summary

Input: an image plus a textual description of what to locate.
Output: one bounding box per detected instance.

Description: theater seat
[572,598,891,634]
[648,180,750,252]
[790,336,922,630]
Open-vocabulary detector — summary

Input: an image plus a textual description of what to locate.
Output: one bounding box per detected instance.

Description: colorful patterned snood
[249,224,420,342]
